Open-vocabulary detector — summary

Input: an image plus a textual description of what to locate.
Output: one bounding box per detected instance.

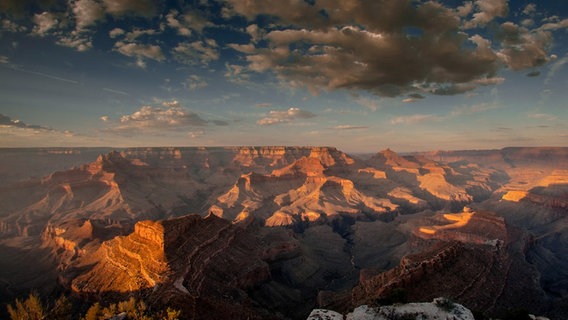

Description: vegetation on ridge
[6,293,181,320]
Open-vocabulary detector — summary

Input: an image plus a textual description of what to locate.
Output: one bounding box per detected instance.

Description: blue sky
[0,0,566,152]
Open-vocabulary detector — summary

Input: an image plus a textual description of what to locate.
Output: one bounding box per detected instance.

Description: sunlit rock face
[66,214,271,318]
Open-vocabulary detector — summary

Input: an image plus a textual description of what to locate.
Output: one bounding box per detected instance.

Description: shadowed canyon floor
[0,146,567,319]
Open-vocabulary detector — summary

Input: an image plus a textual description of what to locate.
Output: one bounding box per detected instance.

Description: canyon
[0,146,567,319]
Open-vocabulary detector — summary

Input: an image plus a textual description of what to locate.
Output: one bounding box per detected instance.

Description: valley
[0,146,567,319]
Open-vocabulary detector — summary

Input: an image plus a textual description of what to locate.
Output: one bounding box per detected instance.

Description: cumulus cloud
[2,19,26,32]
[101,101,228,135]
[246,24,265,42]
[102,0,156,17]
[114,41,165,66]
[224,0,564,98]
[497,22,553,70]
[109,27,125,38]
[122,28,159,42]
[523,4,536,16]
[103,101,208,134]
[228,0,508,97]
[173,39,219,65]
[464,0,509,28]
[166,9,212,36]
[72,0,105,30]
[257,107,316,126]
[32,12,60,36]
[57,31,93,51]
[538,19,568,31]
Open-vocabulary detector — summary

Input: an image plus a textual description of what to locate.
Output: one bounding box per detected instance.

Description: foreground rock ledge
[307,298,475,320]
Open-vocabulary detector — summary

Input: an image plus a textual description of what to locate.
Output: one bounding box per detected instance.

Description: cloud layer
[0,0,566,98]
[257,107,316,125]
[225,0,561,97]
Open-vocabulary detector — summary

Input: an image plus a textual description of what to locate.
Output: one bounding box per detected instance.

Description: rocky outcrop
[308,298,476,320]
[66,214,272,319]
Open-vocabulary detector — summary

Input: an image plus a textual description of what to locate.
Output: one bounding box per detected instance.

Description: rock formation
[308,298,476,320]
[67,214,272,319]
[1,146,568,319]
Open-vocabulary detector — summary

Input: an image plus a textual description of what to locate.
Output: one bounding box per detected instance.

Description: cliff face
[348,209,547,315]
[67,214,271,318]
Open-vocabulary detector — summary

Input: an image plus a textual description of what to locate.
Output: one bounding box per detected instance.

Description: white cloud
[166,9,212,36]
[246,24,265,42]
[538,18,568,31]
[227,43,256,54]
[257,107,316,126]
[57,31,93,51]
[173,40,219,65]
[497,22,554,70]
[114,41,165,65]
[464,0,508,29]
[523,4,536,16]
[72,0,105,30]
[2,19,26,32]
[333,125,368,130]
[104,101,208,134]
[390,114,437,125]
[109,27,125,38]
[32,12,59,36]
[102,0,156,17]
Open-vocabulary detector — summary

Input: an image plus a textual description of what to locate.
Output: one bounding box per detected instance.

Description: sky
[0,0,567,152]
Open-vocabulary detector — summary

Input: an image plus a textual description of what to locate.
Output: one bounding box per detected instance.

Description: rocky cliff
[347,209,547,316]
[66,214,272,319]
